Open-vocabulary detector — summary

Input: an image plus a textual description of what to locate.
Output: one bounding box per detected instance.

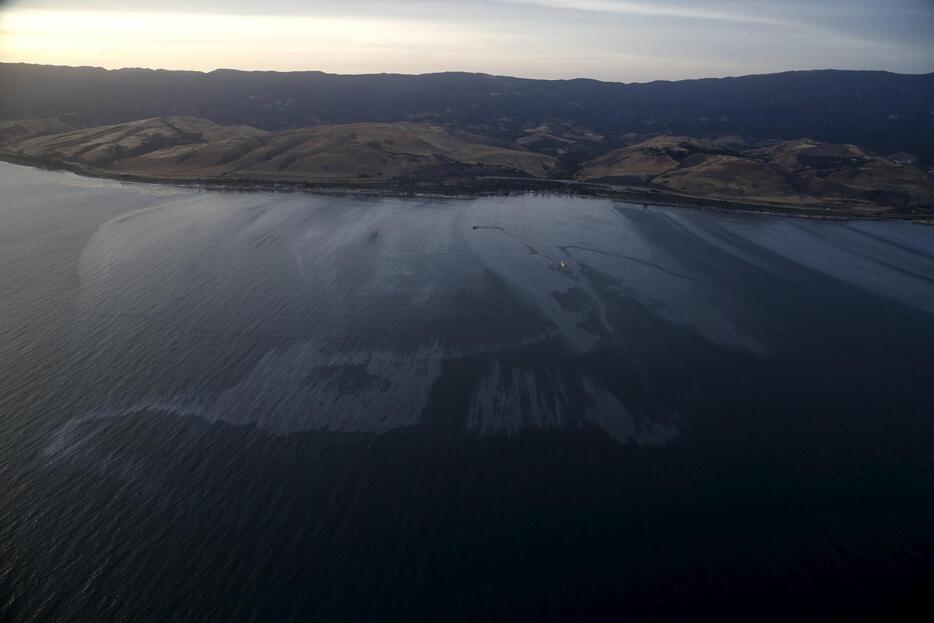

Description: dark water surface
[2,162,934,620]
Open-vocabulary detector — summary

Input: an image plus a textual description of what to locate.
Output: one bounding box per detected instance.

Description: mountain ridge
[3,63,933,165]
[5,61,929,82]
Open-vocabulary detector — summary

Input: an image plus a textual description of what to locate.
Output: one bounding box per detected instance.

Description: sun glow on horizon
[0,9,500,75]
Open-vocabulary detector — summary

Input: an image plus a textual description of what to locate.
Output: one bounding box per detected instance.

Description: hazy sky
[1,0,932,81]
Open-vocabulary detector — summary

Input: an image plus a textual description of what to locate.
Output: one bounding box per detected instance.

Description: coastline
[2,150,931,224]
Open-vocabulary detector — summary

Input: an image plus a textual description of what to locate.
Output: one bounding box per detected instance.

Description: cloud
[496,0,795,25]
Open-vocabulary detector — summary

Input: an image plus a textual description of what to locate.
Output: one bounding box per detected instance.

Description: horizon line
[2,60,932,86]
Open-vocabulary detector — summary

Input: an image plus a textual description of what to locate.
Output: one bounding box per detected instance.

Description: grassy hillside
[0,117,556,182]
[578,136,934,212]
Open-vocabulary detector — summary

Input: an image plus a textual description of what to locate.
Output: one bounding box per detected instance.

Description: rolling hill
[0,116,557,182]
[577,136,934,212]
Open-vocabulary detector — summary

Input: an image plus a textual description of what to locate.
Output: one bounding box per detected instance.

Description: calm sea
[1,161,933,620]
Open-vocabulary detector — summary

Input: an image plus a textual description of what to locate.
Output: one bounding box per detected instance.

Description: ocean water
[1,161,933,620]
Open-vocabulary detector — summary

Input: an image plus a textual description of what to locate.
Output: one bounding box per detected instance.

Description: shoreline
[2,151,931,224]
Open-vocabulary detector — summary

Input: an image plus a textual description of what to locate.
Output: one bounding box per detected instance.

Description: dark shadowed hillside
[2,63,933,165]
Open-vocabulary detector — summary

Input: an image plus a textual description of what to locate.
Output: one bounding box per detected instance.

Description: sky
[0,0,932,81]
